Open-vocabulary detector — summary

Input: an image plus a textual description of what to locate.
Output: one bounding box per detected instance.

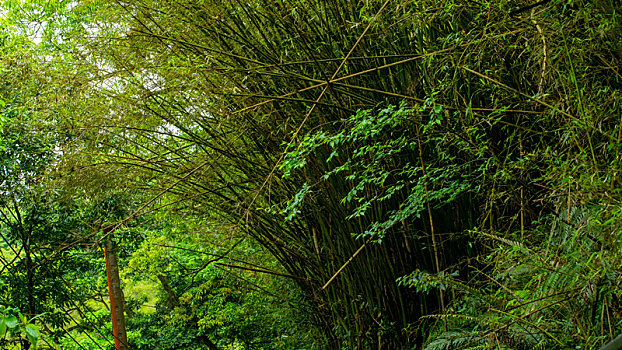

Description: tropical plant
[0,0,620,348]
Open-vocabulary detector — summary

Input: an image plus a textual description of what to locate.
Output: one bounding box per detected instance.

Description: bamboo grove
[0,0,621,348]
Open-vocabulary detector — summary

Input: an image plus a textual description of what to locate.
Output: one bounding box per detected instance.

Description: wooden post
[105,232,129,350]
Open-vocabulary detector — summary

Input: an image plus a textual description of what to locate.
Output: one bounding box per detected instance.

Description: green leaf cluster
[0,305,40,349]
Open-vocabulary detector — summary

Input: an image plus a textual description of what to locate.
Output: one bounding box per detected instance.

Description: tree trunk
[23,230,35,350]
[105,235,129,350]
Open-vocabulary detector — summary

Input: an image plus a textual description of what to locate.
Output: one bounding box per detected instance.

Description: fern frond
[423,331,486,350]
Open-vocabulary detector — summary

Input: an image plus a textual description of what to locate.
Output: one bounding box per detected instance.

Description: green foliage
[123,211,315,349]
[281,101,469,243]
[410,206,622,349]
[0,305,41,349]
[1,0,621,348]
[57,0,620,346]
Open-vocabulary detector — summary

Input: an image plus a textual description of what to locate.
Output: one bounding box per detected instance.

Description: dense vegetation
[0,0,620,348]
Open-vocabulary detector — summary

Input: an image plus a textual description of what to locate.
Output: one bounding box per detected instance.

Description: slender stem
[415,122,446,330]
